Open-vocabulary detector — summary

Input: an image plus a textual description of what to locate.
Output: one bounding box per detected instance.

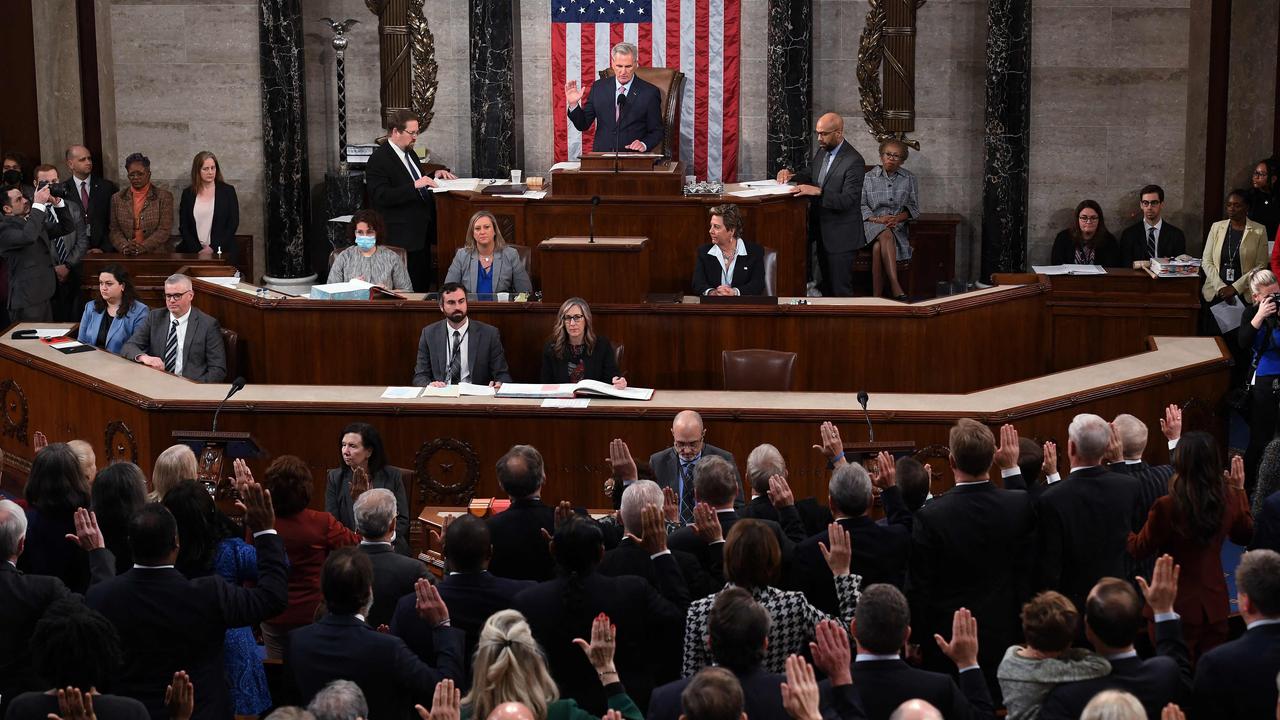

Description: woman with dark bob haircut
[20,443,93,592]
[91,461,149,575]
[325,422,410,555]
[682,518,857,676]
[259,455,359,660]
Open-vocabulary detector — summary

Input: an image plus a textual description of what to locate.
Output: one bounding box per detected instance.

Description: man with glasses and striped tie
[1118,184,1187,266]
[647,410,742,527]
[121,273,226,382]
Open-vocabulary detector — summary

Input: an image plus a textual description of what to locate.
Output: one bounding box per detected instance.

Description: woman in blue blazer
[77,264,149,354]
[444,210,533,294]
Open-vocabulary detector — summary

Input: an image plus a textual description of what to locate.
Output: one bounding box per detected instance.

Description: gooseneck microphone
[212,377,247,433]
[588,196,600,244]
[613,93,627,173]
[857,390,875,443]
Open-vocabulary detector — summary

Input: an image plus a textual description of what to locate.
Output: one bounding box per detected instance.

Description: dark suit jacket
[177,183,240,264]
[647,666,789,720]
[120,306,226,383]
[62,175,119,251]
[325,466,411,555]
[741,494,832,541]
[1250,489,1280,552]
[361,543,428,628]
[668,509,793,585]
[85,534,288,720]
[45,199,88,268]
[539,335,621,384]
[485,497,556,581]
[0,206,65,309]
[647,445,742,505]
[513,571,685,714]
[288,612,464,720]
[1040,617,1192,720]
[597,537,698,609]
[791,140,867,254]
[365,141,435,252]
[1118,220,1187,265]
[1192,622,1280,719]
[567,75,664,152]
[691,240,767,296]
[1049,229,1124,267]
[412,319,511,386]
[849,659,995,720]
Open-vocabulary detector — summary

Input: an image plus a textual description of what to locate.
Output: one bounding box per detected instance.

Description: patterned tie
[163,319,179,374]
[679,461,696,525]
[52,225,68,264]
[816,150,836,186]
[79,181,92,239]
[448,330,462,384]
[1147,226,1157,259]
[616,87,625,121]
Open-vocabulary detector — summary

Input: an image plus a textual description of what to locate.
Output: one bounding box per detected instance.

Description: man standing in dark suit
[365,110,446,290]
[777,113,866,297]
[354,489,427,628]
[566,42,664,153]
[63,144,118,253]
[1117,184,1188,265]
[1111,410,1179,580]
[0,183,68,322]
[740,443,832,541]
[649,410,740,525]
[1192,549,1280,719]
[289,549,464,720]
[598,479,708,602]
[86,478,288,720]
[1039,555,1192,719]
[120,273,226,383]
[486,444,557,581]
[33,164,87,322]
[413,283,511,387]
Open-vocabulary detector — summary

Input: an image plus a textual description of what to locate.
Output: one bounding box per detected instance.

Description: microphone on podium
[857,390,875,443]
[613,93,628,173]
[589,196,600,244]
[212,377,247,433]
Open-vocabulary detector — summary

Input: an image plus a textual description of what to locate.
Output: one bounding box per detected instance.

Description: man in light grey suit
[777,112,867,297]
[0,183,68,322]
[413,282,511,387]
[120,273,227,383]
[647,410,742,525]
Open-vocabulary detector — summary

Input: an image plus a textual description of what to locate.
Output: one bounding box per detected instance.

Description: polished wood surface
[78,235,254,305]
[538,237,650,304]
[573,153,670,175]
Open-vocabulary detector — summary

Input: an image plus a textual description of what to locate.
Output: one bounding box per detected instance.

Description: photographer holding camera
[0,177,73,323]
[1239,268,1280,494]
[33,164,88,321]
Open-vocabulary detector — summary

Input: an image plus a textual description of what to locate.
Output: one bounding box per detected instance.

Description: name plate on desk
[538,237,650,304]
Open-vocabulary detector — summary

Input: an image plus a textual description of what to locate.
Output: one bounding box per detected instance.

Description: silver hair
[353,488,397,538]
[0,499,27,559]
[611,42,638,61]
[619,479,664,533]
[1250,268,1278,293]
[828,463,872,517]
[1067,413,1111,462]
[1078,690,1145,720]
[165,273,192,290]
[745,444,786,495]
[307,680,368,720]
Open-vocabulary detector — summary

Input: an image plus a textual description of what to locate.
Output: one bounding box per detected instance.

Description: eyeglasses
[1254,171,1270,177]
[1078,215,1100,223]
[1139,200,1162,207]
[882,152,904,160]
[674,440,702,450]
[126,171,148,179]
[563,313,586,323]
[400,129,420,137]
[815,130,838,137]
[163,291,191,301]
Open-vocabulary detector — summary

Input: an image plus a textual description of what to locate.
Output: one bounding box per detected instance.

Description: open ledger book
[495,380,654,401]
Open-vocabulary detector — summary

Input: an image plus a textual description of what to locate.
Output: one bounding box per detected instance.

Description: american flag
[551,0,741,181]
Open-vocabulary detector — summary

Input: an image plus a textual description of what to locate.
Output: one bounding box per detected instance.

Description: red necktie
[80,180,90,211]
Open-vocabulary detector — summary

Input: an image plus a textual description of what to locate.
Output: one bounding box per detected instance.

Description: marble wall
[32,0,85,165]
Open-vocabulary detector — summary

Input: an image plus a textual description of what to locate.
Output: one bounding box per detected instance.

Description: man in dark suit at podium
[366,110,441,291]
[1118,184,1187,265]
[566,42,664,153]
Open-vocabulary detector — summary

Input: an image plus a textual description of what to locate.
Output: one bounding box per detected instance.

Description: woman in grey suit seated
[444,210,533,295]
[325,421,410,555]
[329,209,413,291]
[77,264,149,354]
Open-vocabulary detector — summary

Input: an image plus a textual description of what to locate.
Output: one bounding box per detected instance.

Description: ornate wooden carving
[914,443,951,496]
[0,380,29,444]
[856,0,925,148]
[365,0,439,131]
[413,437,480,506]
[104,421,139,465]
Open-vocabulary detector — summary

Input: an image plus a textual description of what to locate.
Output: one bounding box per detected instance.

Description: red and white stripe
[551,0,741,182]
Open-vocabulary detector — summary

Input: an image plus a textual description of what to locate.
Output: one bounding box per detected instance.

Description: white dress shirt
[169,310,191,376]
[445,319,471,384]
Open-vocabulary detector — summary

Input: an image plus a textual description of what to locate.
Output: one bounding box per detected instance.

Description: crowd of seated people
[3,404,1280,720]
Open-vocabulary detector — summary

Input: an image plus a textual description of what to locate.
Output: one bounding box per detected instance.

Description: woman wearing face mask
[177,150,240,264]
[328,209,414,290]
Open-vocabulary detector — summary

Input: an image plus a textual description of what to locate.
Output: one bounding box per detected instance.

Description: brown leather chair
[613,343,625,374]
[762,246,778,297]
[722,349,797,391]
[220,328,239,381]
[853,238,914,296]
[597,66,687,158]
[509,243,533,279]
[327,244,409,271]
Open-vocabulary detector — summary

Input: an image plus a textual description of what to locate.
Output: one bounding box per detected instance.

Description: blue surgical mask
[354,235,376,250]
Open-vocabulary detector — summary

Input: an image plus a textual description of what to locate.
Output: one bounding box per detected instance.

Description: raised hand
[692,502,722,543]
[1160,403,1182,441]
[1160,703,1186,720]
[1137,554,1180,616]
[572,613,618,675]
[428,678,461,720]
[607,438,638,484]
[52,687,96,720]
[819,522,852,576]
[813,422,847,466]
[164,671,194,720]
[33,430,48,454]
[231,458,254,487]
[565,80,584,106]
[767,474,795,508]
[625,504,667,555]
[554,500,575,528]
[934,607,979,669]
[350,465,371,500]
[993,424,1020,470]
[662,486,679,523]
[414,577,450,625]
[869,451,897,489]
[1226,454,1245,490]
[64,507,105,551]
[780,654,822,720]
[808,619,852,686]
[1104,422,1123,464]
[1041,441,1058,479]
[233,472,275,534]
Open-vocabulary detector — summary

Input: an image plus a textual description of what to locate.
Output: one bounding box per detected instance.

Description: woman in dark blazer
[177,151,240,264]
[324,421,410,555]
[692,204,766,296]
[540,297,625,387]
[1049,199,1123,267]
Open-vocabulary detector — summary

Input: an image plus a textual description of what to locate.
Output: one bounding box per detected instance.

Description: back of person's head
[895,457,930,511]
[551,515,603,576]
[91,462,148,532]
[1017,438,1044,484]
[619,478,664,533]
[464,609,559,720]
[264,708,316,720]
[307,679,368,720]
[496,445,544,499]
[948,419,995,476]
[707,586,771,672]
[1169,431,1226,546]
[31,598,123,691]
[163,479,232,577]
[67,439,96,484]
[745,443,786,495]
[854,584,910,654]
[485,704,536,720]
[1068,414,1111,463]
[27,442,90,514]
[693,455,740,507]
[1085,578,1142,648]
[1111,414,1148,458]
[152,444,198,501]
[1020,591,1079,653]
[889,700,944,720]
[680,667,744,720]
[1237,549,1280,616]
[444,513,491,572]
[321,547,374,615]
[1078,690,1146,720]
[128,503,179,565]
[263,455,314,517]
[723,519,780,590]
[828,462,872,517]
[353,487,397,538]
[0,498,27,559]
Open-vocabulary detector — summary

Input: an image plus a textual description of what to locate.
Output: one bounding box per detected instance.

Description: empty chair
[722,349,797,391]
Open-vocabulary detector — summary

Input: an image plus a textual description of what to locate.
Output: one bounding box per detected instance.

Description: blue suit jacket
[568,75,664,152]
[77,300,149,354]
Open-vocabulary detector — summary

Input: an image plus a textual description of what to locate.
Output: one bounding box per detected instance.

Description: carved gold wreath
[365,0,439,131]
[855,0,924,150]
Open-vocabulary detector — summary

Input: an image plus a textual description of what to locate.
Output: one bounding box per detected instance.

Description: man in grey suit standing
[0,183,68,322]
[648,410,741,525]
[121,273,227,383]
[413,282,511,387]
[777,112,867,297]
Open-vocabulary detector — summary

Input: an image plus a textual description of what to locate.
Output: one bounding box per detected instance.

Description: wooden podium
[552,154,685,197]
[173,430,266,516]
[537,236,650,304]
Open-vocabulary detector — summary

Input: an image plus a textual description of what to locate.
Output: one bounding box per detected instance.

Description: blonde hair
[151,444,198,500]
[462,610,559,720]
[67,439,96,486]
[463,211,508,254]
[1249,268,1277,294]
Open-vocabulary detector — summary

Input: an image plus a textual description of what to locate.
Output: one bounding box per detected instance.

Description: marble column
[470,0,519,178]
[766,0,812,175]
[979,0,1032,280]
[259,0,312,280]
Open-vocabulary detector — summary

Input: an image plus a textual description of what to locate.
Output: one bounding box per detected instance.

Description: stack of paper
[1030,264,1108,276]
[550,161,581,171]
[311,278,374,300]
[431,178,483,193]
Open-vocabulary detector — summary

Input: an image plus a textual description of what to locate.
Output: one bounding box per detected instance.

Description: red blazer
[1127,487,1253,624]
[263,509,360,627]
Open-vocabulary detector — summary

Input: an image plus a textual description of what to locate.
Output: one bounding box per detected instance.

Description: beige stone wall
[1223,0,1278,202]
[32,0,85,167]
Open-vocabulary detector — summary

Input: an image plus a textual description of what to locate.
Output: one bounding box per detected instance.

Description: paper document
[1030,264,1107,276]
[1210,300,1245,333]
[550,161,581,171]
[458,383,497,397]
[431,178,483,193]
[46,338,84,348]
[740,179,785,187]
[421,385,461,398]
[31,328,71,339]
[381,387,423,399]
[542,398,591,408]
[729,186,794,198]
[201,277,240,287]
[522,191,548,200]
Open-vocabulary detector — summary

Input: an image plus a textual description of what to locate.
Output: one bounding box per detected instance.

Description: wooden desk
[538,237,649,303]
[78,234,254,305]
